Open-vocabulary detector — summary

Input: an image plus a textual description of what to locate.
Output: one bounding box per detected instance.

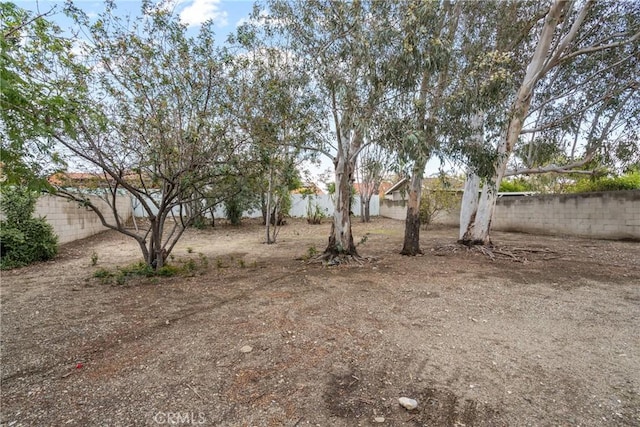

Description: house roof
[48,171,159,188]
[48,172,107,187]
[378,181,394,196]
[384,177,409,195]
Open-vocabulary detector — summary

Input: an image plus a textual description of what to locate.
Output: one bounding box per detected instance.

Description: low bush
[0,188,58,269]
[419,189,459,229]
[499,178,534,192]
[567,171,640,193]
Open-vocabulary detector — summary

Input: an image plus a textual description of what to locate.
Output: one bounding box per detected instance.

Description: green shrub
[419,189,458,229]
[567,171,640,193]
[224,196,243,225]
[93,262,179,283]
[157,264,180,277]
[93,268,112,278]
[0,187,58,269]
[499,178,533,192]
[119,262,155,278]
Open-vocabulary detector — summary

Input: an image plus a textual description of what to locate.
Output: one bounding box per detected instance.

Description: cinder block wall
[34,194,133,244]
[492,191,640,240]
[381,191,640,240]
[379,199,407,220]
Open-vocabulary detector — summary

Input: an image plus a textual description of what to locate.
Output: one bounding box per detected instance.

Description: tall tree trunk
[324,152,358,258]
[401,161,425,256]
[363,196,371,223]
[265,167,274,244]
[458,2,577,246]
[459,111,483,243]
[458,171,480,242]
[468,181,498,244]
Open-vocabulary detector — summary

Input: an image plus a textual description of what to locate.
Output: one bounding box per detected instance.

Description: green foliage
[0,3,75,188]
[499,178,534,192]
[301,245,318,261]
[224,195,244,226]
[0,187,58,269]
[419,181,459,229]
[92,261,184,285]
[93,268,111,279]
[198,253,208,268]
[90,252,99,266]
[566,171,640,193]
[120,262,156,278]
[306,199,326,225]
[181,259,197,275]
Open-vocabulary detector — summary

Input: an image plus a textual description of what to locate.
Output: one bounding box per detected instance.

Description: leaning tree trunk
[463,0,573,245]
[467,182,498,245]
[467,150,510,244]
[324,154,358,259]
[401,161,425,256]
[458,171,481,243]
[265,167,274,244]
[459,112,484,243]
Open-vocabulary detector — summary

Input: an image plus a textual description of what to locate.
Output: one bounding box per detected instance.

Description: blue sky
[14,0,257,42]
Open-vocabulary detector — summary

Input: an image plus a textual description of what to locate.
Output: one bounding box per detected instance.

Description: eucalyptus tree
[226,19,320,243]
[456,0,639,245]
[45,2,244,269]
[387,0,462,255]
[514,1,640,177]
[445,0,538,244]
[354,142,393,222]
[266,0,400,262]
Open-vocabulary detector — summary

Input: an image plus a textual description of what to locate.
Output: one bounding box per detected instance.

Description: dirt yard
[1,217,639,426]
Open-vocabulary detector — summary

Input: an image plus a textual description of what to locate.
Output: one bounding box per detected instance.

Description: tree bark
[459,111,483,243]
[363,197,371,223]
[467,181,498,244]
[459,1,571,246]
[265,167,274,244]
[324,150,358,258]
[400,162,425,256]
[458,171,480,243]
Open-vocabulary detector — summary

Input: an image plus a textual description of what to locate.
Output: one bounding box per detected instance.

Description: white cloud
[235,10,268,28]
[153,0,187,13]
[235,9,287,29]
[179,0,228,28]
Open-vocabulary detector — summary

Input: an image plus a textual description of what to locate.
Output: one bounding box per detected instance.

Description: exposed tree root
[433,243,558,263]
[307,252,376,266]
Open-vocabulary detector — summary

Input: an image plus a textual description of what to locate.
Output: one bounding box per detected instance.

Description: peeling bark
[458,171,480,243]
[400,165,424,256]
[460,1,574,246]
[324,147,358,259]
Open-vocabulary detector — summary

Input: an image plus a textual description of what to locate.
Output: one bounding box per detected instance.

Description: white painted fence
[131,194,380,219]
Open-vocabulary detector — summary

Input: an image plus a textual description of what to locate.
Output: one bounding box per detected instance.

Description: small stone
[240,345,253,353]
[398,397,418,410]
[374,416,385,423]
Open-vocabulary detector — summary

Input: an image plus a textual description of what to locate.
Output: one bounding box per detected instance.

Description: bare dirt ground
[1,217,639,427]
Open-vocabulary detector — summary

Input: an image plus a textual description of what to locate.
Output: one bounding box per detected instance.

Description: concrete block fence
[7,190,637,245]
[34,194,132,244]
[380,191,640,240]
[492,191,639,240]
